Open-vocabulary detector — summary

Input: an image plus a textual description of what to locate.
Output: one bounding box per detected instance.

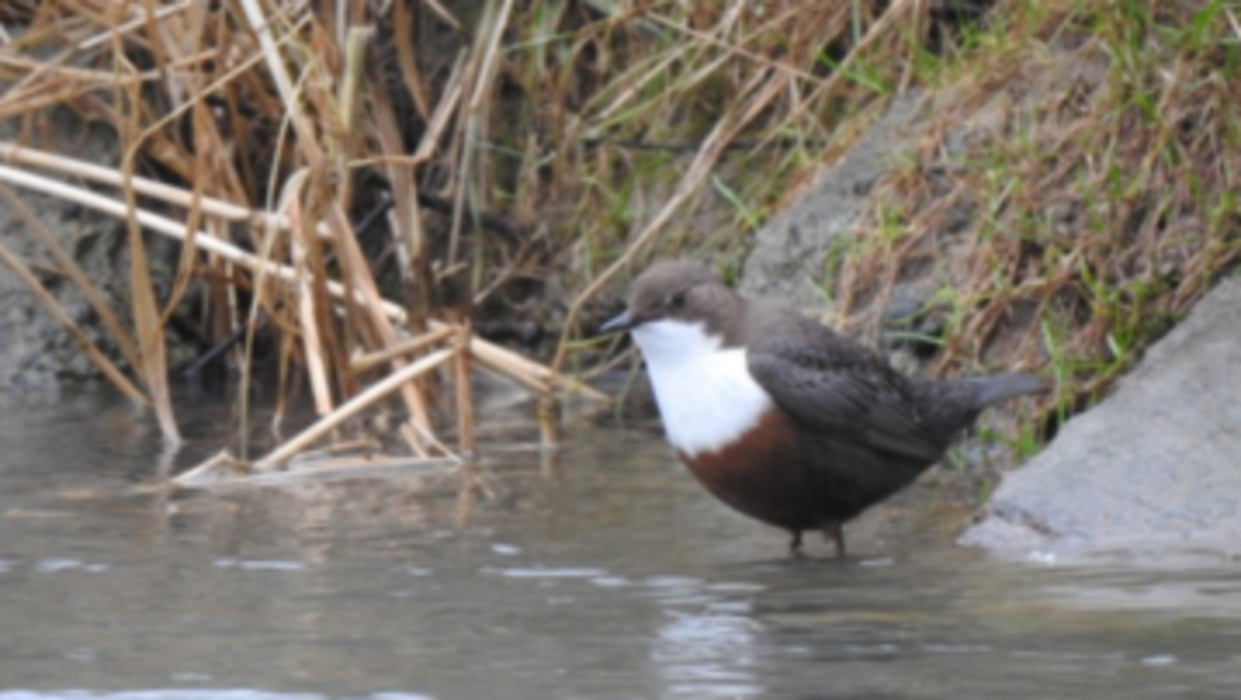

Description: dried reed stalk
[454,324,476,458]
[0,154,604,473]
[350,325,456,374]
[0,155,580,386]
[120,126,181,444]
[253,347,456,471]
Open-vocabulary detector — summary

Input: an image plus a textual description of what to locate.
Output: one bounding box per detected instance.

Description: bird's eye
[667,290,687,308]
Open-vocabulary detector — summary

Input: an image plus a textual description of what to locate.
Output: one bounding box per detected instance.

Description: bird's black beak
[599,309,633,334]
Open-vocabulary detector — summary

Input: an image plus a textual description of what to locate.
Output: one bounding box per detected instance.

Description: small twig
[336,24,375,209]
[287,194,334,417]
[455,325,476,458]
[171,450,241,487]
[78,0,193,50]
[350,326,455,373]
[537,394,560,450]
[180,318,252,379]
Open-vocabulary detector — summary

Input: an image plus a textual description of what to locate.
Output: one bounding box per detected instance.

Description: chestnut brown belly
[677,408,932,532]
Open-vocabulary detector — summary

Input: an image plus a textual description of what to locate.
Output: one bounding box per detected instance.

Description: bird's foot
[822,523,846,560]
[788,530,807,559]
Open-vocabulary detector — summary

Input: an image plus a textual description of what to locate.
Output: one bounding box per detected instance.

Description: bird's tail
[969,372,1049,409]
[908,372,1047,441]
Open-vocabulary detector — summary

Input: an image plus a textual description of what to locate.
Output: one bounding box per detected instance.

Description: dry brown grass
[0,1,608,477]
[0,1,930,476]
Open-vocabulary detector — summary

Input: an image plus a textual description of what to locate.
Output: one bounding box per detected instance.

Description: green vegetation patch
[835,0,1241,432]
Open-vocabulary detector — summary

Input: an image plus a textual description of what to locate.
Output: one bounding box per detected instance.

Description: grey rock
[740,93,922,313]
[0,109,128,389]
[961,276,1241,551]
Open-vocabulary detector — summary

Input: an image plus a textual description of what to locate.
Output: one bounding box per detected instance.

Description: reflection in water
[1,389,1241,698]
[646,577,762,698]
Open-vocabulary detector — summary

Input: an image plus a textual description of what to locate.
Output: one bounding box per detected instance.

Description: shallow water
[2,389,1240,699]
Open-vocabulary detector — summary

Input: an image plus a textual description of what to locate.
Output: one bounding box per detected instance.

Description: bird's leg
[789,530,805,558]
[822,523,846,559]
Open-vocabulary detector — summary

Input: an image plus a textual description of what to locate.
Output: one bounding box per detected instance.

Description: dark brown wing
[745,313,946,462]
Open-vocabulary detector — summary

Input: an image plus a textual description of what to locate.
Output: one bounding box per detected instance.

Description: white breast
[630,319,772,458]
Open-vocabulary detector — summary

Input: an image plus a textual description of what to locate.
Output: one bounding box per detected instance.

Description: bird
[600,260,1047,558]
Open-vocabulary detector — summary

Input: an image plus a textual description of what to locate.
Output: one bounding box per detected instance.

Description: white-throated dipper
[601,260,1047,557]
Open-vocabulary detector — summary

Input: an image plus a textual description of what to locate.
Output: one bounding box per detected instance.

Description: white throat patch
[630,319,772,458]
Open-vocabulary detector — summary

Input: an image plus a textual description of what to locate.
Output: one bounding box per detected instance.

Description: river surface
[1,388,1239,699]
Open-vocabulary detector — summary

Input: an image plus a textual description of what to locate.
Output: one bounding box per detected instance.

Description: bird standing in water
[601,260,1046,557]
